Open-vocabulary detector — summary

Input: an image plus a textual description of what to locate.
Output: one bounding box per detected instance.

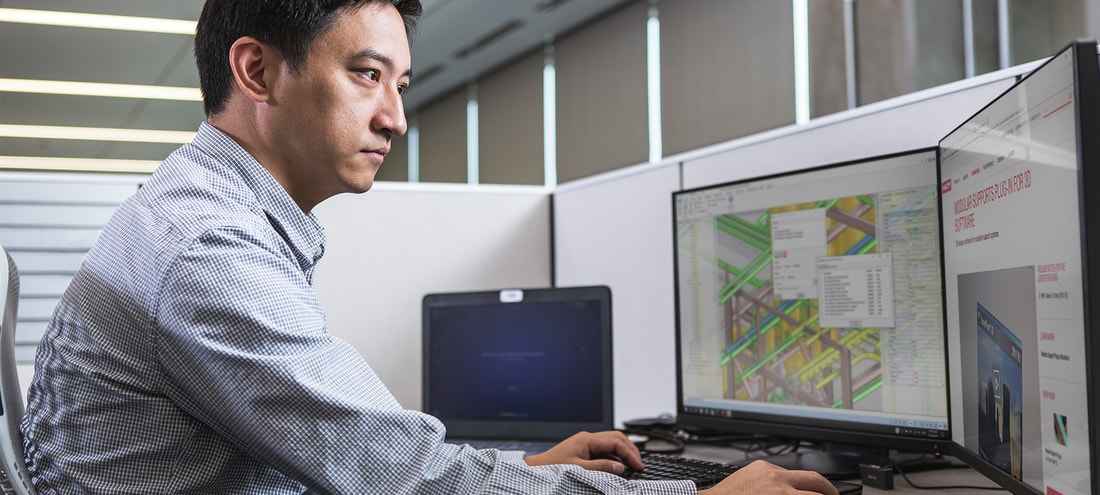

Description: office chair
[0,245,35,495]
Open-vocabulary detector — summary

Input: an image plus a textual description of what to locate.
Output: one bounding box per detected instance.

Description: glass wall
[1,0,1095,183]
[399,0,1096,184]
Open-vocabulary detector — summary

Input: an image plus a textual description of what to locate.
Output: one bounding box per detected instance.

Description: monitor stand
[755,444,889,480]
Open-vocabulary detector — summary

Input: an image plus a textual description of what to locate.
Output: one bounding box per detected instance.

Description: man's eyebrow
[352,48,413,79]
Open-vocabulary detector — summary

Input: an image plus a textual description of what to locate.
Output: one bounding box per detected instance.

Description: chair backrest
[0,246,35,495]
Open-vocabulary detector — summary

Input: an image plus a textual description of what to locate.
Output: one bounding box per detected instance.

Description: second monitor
[938,39,1100,495]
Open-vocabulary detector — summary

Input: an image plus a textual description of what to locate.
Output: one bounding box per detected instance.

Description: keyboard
[625,452,863,494]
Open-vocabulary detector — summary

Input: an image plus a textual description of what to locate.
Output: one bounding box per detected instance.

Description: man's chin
[345,171,377,194]
[346,182,374,194]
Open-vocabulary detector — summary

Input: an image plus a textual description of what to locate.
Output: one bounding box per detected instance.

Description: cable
[620,426,686,454]
[738,437,801,459]
[887,456,1005,491]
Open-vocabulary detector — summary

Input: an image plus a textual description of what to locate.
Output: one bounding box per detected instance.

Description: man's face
[266,3,411,209]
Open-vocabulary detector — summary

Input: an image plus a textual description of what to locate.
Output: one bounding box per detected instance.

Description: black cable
[620,426,686,454]
[887,456,1005,491]
[743,438,800,458]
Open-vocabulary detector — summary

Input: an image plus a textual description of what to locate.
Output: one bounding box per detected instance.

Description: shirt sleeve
[153,226,696,494]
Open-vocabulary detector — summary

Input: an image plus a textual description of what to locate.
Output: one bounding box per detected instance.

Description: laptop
[421,285,613,455]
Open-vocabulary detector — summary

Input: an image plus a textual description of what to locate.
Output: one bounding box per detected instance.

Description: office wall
[553,163,681,427]
[313,183,553,410]
[555,1,650,182]
[660,0,796,156]
[479,50,545,186]
[418,88,470,184]
[552,60,1040,428]
[681,62,1039,188]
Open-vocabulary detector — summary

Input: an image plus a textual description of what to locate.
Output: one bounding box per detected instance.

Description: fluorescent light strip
[646,8,663,163]
[0,156,159,174]
[0,8,196,35]
[997,0,1011,69]
[408,126,420,183]
[0,78,201,101]
[792,0,810,124]
[843,0,857,109]
[467,97,479,185]
[543,57,557,188]
[0,124,194,144]
[962,0,976,78]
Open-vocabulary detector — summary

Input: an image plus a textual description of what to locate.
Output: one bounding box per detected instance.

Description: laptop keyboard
[625,452,863,494]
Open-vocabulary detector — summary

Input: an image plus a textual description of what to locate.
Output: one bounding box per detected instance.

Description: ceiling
[0,0,630,166]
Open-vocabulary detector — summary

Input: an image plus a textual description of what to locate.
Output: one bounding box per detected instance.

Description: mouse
[623,413,675,428]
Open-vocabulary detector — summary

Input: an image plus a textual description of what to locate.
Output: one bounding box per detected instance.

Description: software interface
[940,46,1091,494]
[674,150,949,439]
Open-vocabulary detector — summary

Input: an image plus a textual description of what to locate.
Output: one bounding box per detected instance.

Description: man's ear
[228,36,277,103]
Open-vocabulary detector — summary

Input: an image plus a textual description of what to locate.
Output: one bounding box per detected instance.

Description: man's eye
[397,84,409,95]
[360,69,381,81]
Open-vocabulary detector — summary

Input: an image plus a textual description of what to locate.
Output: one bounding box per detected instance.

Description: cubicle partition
[554,60,1042,427]
[552,164,683,429]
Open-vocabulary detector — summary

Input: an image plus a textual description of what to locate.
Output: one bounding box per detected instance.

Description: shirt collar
[192,122,327,273]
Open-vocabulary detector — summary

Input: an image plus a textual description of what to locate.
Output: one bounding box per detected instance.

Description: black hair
[194,0,422,116]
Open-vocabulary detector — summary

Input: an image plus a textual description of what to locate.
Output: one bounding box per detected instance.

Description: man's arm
[155,228,698,494]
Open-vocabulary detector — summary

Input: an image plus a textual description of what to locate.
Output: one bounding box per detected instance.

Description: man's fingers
[576,459,627,475]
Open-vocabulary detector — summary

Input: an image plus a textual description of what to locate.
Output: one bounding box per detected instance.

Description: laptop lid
[422,285,613,442]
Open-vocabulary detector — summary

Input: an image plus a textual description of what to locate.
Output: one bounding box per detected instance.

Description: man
[20,1,838,494]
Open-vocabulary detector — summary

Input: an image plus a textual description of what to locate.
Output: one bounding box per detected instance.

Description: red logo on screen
[1047,486,1065,495]
[941,179,952,194]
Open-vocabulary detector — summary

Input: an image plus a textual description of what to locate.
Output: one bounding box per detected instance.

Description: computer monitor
[938,39,1100,495]
[672,148,952,478]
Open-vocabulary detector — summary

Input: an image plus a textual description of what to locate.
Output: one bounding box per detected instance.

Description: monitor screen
[421,286,614,440]
[938,40,1100,495]
[672,148,952,477]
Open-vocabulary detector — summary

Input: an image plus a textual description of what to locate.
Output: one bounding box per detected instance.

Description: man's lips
[361,147,389,160]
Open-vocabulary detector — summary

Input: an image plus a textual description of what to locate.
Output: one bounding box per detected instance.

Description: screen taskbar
[682,399,949,440]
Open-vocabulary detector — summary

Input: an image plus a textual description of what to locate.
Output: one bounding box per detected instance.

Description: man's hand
[699,460,839,495]
[524,431,643,475]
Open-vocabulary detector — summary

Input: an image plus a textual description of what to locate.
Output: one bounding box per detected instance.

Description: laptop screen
[422,286,613,441]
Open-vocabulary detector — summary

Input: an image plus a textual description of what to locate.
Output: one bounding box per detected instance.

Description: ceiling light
[535,0,573,13]
[0,124,194,144]
[0,78,201,101]
[0,156,159,174]
[0,8,196,35]
[452,19,524,59]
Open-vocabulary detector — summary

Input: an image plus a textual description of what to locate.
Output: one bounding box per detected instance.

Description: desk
[678,444,1009,494]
